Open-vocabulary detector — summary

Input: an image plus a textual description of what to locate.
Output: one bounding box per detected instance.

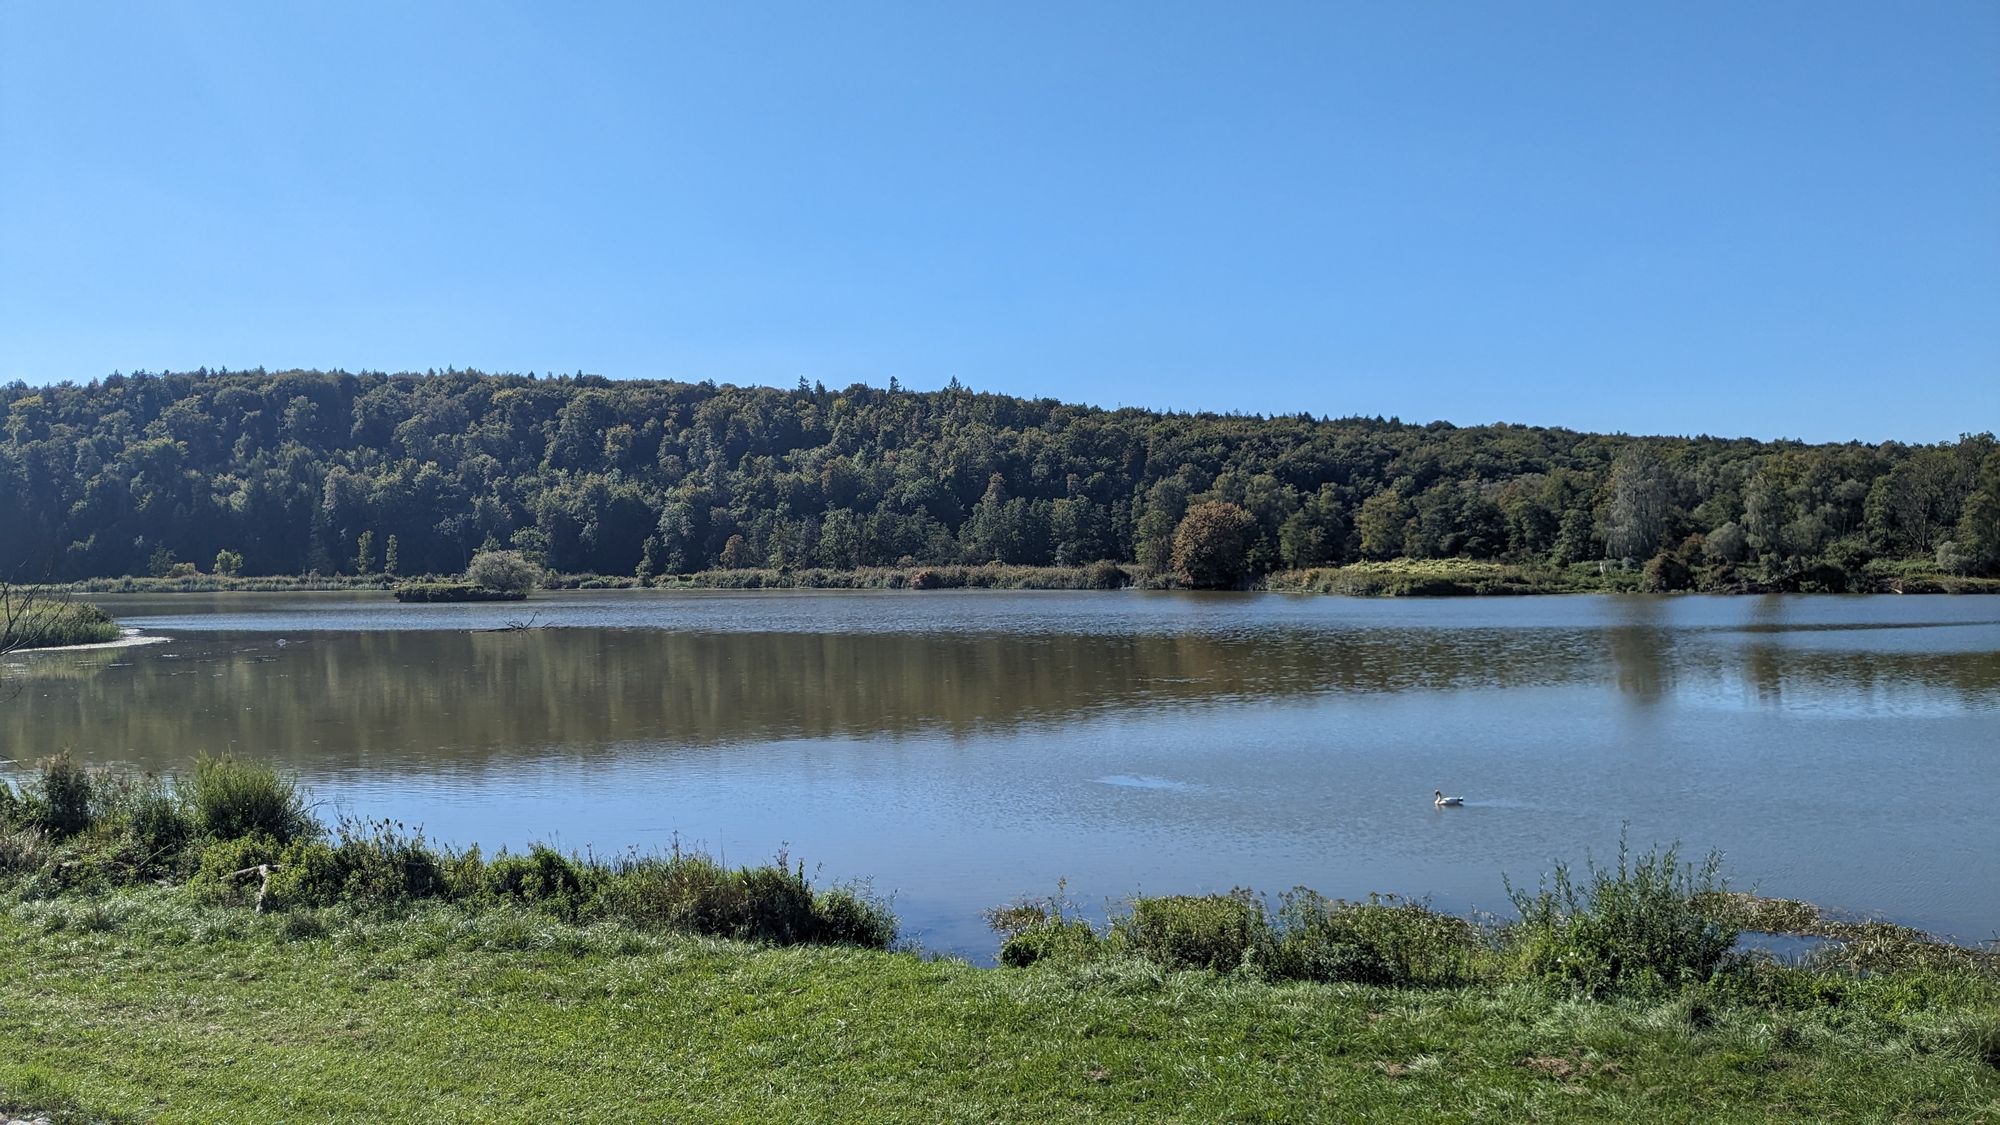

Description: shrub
[180,754,316,844]
[600,852,745,934]
[466,550,540,595]
[92,772,195,875]
[261,820,457,911]
[1001,916,1109,967]
[597,850,897,948]
[32,751,94,838]
[188,835,286,907]
[262,839,344,910]
[1640,551,1693,592]
[992,901,1111,967]
[1171,502,1256,589]
[1505,838,1737,997]
[482,845,591,917]
[811,886,899,948]
[1270,891,1486,986]
[1119,892,1266,972]
[1084,559,1130,590]
[737,863,819,943]
[987,892,1112,968]
[333,819,450,906]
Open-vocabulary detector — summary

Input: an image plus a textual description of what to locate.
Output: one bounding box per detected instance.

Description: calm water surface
[5,590,1996,957]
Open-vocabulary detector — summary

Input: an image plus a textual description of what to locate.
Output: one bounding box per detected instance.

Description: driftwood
[480,612,542,633]
[228,863,280,913]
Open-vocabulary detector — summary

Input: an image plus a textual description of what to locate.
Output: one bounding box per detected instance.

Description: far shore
[28,558,2000,599]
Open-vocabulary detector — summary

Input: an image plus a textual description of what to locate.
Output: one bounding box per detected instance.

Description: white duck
[1433,789,1464,807]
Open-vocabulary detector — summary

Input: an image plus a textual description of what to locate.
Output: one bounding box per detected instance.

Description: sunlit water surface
[6,590,1996,957]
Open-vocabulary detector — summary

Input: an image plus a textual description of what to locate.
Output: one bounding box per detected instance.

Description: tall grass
[2,600,120,649]
[180,754,319,844]
[1505,838,1736,996]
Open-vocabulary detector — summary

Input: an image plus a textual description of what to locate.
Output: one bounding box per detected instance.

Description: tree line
[2,367,1995,587]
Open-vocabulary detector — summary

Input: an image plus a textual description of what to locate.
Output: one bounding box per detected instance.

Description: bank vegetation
[3,370,1995,596]
[0,756,1994,1121]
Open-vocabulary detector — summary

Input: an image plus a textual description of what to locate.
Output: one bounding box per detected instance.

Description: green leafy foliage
[464,549,540,594]
[180,754,318,844]
[0,370,1991,589]
[1171,501,1256,588]
[986,893,1114,968]
[1118,892,1266,971]
[1506,839,1737,997]
[1269,891,1487,987]
[31,751,94,838]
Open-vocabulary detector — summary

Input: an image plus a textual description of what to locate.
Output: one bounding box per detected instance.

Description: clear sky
[3,2,1994,443]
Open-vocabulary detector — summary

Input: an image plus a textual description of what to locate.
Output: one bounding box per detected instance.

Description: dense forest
[2,368,1995,589]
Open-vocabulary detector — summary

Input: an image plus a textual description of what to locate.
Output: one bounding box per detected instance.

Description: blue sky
[3,2,1994,443]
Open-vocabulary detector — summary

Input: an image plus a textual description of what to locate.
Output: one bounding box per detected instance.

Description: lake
[4,590,1996,957]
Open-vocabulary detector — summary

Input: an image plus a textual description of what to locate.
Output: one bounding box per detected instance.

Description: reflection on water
[3,590,1997,956]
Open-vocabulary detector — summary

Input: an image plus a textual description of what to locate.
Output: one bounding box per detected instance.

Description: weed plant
[1505,837,1736,997]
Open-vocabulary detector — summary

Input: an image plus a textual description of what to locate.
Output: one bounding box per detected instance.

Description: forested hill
[3,368,1996,585]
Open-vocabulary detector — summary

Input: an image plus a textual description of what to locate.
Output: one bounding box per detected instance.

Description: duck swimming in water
[1433,789,1463,807]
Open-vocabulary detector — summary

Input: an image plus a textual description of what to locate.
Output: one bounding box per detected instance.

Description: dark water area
[5,590,1996,959]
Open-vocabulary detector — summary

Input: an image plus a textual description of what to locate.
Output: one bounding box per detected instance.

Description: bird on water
[1433,789,1463,807]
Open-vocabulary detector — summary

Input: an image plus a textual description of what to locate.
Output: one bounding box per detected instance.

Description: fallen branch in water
[482,612,542,633]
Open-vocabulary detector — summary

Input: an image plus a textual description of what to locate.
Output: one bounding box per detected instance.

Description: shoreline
[5,627,169,655]
[31,560,2000,598]
[2,760,1994,1119]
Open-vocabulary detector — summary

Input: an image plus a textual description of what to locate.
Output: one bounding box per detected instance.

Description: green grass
[0,890,1996,1123]
[3,761,1998,1121]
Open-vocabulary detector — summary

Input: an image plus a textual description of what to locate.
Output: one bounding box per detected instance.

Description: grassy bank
[2,757,1997,1121]
[6,889,1997,1124]
[0,600,120,650]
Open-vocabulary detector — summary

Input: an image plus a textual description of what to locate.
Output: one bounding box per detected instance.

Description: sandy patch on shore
[11,628,170,654]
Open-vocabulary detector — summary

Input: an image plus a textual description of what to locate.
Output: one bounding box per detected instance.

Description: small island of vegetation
[0,590,119,652]
[392,549,539,603]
